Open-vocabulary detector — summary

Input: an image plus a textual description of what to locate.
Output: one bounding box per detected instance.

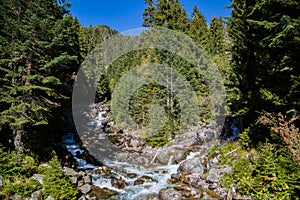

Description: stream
[61,108,219,199]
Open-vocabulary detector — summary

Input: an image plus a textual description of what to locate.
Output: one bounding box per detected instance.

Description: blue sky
[69,0,231,32]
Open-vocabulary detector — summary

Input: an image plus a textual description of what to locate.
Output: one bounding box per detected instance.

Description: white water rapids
[62,110,216,199]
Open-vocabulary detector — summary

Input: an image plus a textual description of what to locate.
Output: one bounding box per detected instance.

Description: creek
[61,107,221,199]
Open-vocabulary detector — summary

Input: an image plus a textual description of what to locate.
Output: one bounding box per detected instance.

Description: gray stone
[207,165,232,183]
[79,184,92,194]
[63,167,81,178]
[158,188,182,200]
[208,156,220,168]
[70,176,79,185]
[225,189,233,200]
[178,157,204,176]
[83,174,92,184]
[32,174,45,185]
[86,196,97,200]
[78,196,86,200]
[45,196,55,200]
[30,190,42,200]
[0,175,4,186]
[136,193,158,200]
[77,180,84,187]
[10,194,22,200]
[208,183,219,190]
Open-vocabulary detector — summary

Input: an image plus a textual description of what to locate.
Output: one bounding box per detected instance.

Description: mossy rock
[134,176,156,185]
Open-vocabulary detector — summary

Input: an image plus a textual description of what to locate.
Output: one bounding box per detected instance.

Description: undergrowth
[0,147,78,199]
[217,120,300,200]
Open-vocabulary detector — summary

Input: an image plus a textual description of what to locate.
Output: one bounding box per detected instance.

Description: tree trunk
[13,127,24,154]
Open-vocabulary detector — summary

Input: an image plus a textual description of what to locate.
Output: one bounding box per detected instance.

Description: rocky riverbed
[57,103,252,200]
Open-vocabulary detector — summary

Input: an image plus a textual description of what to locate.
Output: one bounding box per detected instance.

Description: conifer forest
[0,0,299,199]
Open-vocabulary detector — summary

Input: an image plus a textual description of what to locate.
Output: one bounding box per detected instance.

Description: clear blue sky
[69,0,232,32]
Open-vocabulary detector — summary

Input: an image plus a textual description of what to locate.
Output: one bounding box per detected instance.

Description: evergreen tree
[189,4,209,50]
[0,0,80,152]
[142,0,189,32]
[209,16,226,55]
[229,0,300,123]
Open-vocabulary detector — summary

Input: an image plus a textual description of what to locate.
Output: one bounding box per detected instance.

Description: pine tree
[142,0,189,32]
[209,16,226,55]
[188,4,209,50]
[229,0,300,123]
[0,0,80,152]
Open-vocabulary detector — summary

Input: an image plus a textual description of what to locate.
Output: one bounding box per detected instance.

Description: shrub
[222,143,300,199]
[43,154,78,200]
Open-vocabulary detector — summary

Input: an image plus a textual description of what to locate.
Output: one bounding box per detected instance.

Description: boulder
[178,157,204,176]
[32,174,45,185]
[83,174,92,184]
[134,176,156,185]
[78,184,92,194]
[111,177,127,189]
[63,167,81,178]
[136,193,158,200]
[206,165,232,183]
[78,196,86,200]
[10,194,22,200]
[156,147,185,165]
[158,188,182,200]
[30,190,42,200]
[91,186,118,199]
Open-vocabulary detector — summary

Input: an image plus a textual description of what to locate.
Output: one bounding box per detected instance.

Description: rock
[233,196,252,200]
[45,196,55,200]
[183,174,200,186]
[10,194,22,200]
[78,184,92,194]
[91,186,118,199]
[136,193,158,200]
[197,127,217,144]
[206,165,232,183]
[63,167,81,178]
[155,146,185,165]
[134,176,156,185]
[77,179,84,187]
[158,188,182,200]
[85,195,97,200]
[129,138,145,148]
[70,176,79,185]
[180,188,202,199]
[208,183,219,190]
[225,189,233,200]
[111,177,127,189]
[83,174,92,184]
[126,173,137,178]
[78,196,86,200]
[178,157,204,176]
[208,156,220,168]
[30,190,42,200]
[214,187,228,198]
[32,174,45,185]
[0,175,4,186]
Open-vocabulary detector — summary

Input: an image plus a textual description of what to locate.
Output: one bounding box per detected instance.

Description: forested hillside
[0,0,299,199]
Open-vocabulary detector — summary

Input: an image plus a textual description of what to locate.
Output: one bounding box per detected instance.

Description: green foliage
[0,147,41,197]
[142,0,189,32]
[78,25,118,61]
[0,147,36,180]
[0,0,80,151]
[43,154,78,200]
[4,179,42,197]
[221,142,300,199]
[229,0,300,124]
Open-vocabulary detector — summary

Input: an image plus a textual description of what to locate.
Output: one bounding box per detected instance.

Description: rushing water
[62,110,216,199]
